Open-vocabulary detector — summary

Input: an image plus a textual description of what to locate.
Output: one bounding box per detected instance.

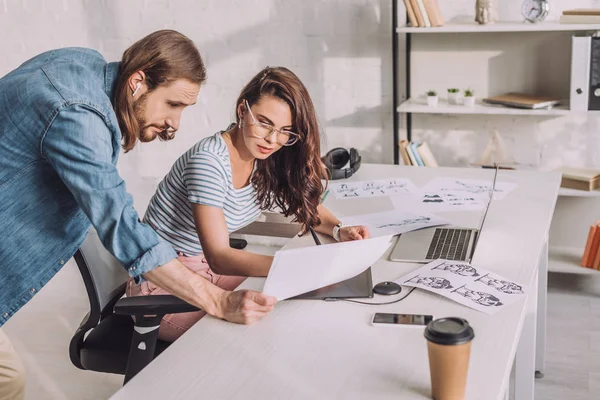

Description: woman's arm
[192,203,273,277]
[314,204,370,241]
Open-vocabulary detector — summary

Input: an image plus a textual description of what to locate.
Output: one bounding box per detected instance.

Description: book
[415,0,431,27]
[482,93,561,110]
[409,0,425,27]
[405,141,419,166]
[403,0,419,27]
[588,223,600,268]
[417,142,439,167]
[560,14,600,24]
[432,0,444,25]
[563,9,600,16]
[422,0,443,27]
[570,35,592,111]
[582,224,598,267]
[555,166,600,191]
[410,142,425,166]
[399,140,413,166]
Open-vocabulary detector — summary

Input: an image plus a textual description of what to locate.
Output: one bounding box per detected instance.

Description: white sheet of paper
[262,236,394,301]
[328,178,420,199]
[395,259,529,315]
[340,210,450,238]
[420,177,518,200]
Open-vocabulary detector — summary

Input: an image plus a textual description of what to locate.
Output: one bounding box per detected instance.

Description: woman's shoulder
[182,127,233,173]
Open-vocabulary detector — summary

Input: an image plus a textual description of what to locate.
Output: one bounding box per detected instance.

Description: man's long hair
[113,30,206,152]
[236,67,326,234]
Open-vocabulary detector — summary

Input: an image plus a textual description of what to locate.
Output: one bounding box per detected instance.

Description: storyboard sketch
[395,259,528,315]
[420,177,518,200]
[339,210,449,238]
[328,178,420,199]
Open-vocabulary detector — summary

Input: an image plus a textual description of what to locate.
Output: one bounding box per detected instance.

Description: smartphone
[371,312,433,327]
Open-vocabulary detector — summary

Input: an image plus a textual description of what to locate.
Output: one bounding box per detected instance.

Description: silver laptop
[389,167,498,263]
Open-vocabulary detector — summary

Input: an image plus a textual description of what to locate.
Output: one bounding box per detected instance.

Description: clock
[521,0,550,23]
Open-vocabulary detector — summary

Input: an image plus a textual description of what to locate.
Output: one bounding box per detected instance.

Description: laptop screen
[473,166,499,246]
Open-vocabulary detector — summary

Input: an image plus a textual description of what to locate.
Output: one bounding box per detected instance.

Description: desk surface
[112,164,560,400]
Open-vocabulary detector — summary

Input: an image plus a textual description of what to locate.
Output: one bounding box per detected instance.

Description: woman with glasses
[127,66,370,341]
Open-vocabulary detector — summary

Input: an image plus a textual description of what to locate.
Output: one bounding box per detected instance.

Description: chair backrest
[74,228,130,317]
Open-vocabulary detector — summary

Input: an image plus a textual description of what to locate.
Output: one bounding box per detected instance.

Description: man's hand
[216,290,277,324]
[340,225,371,241]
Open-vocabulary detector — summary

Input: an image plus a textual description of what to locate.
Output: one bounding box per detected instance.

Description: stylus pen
[309,226,322,246]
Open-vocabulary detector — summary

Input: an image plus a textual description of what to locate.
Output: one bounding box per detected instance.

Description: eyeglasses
[244,100,300,146]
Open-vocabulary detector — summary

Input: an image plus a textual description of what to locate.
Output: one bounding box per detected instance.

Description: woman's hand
[339,225,371,241]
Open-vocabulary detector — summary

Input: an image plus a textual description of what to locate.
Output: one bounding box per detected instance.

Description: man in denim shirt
[0,30,277,397]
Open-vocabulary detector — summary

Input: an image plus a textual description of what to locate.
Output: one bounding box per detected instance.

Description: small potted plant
[426,90,438,107]
[447,88,460,105]
[463,88,475,106]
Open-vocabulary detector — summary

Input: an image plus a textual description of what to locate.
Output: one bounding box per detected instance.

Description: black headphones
[322,147,362,180]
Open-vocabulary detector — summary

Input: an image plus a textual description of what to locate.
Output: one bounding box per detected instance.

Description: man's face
[133,79,200,142]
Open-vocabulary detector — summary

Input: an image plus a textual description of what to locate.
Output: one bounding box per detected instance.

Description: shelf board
[548,246,600,275]
[397,98,571,116]
[396,20,600,34]
[558,188,600,197]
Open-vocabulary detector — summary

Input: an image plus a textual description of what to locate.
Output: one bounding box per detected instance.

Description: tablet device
[290,267,374,300]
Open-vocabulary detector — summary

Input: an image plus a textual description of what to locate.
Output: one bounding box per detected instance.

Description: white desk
[111,164,559,400]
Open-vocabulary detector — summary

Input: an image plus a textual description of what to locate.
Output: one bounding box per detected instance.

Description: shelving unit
[397,97,572,116]
[548,246,600,275]
[391,3,600,165]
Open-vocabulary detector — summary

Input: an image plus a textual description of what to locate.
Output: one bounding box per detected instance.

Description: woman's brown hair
[236,67,326,234]
[113,29,207,152]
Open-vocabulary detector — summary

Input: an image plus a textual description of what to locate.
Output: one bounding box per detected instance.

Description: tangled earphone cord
[324,287,417,305]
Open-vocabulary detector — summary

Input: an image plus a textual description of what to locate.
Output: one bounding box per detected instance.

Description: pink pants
[126,254,246,342]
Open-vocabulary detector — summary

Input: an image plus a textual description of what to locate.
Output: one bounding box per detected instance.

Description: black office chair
[69,229,200,384]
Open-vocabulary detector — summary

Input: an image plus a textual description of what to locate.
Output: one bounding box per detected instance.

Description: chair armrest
[114,295,200,316]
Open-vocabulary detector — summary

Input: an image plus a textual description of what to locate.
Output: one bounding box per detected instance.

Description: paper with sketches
[395,259,529,315]
[391,191,488,212]
[340,210,450,238]
[420,177,518,200]
[328,178,420,199]
[262,236,393,301]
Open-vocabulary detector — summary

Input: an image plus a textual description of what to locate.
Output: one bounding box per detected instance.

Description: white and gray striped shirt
[143,129,262,256]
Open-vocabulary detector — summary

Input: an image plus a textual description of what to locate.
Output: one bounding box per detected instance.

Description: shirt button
[30,288,36,294]
[3,313,8,318]
[60,260,65,265]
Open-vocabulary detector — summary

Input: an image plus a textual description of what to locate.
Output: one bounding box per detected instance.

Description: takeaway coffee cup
[424,317,475,400]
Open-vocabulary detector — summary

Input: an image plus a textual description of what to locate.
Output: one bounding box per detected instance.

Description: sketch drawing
[475,274,524,294]
[386,180,409,193]
[405,275,453,289]
[377,216,431,229]
[432,262,480,277]
[336,183,360,198]
[362,182,386,196]
[423,194,444,203]
[451,285,503,307]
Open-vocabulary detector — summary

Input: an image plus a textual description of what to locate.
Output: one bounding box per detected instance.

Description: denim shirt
[0,48,177,326]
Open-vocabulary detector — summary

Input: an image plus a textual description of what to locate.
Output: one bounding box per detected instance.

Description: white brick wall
[2,0,600,212]
[0,0,394,211]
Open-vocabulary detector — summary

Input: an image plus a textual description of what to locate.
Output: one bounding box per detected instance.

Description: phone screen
[372,313,433,326]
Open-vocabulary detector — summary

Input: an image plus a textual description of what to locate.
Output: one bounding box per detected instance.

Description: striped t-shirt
[143,128,263,256]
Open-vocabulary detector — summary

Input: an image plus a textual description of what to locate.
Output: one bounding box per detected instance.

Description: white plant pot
[427,96,438,107]
[448,92,460,105]
[463,96,475,107]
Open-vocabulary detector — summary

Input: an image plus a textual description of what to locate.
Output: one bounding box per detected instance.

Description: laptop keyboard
[426,228,472,261]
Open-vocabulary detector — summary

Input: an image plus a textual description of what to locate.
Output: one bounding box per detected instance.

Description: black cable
[324,287,417,305]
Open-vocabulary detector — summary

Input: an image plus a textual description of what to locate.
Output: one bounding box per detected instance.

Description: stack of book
[581,220,600,269]
[560,9,600,24]
[555,166,600,191]
[482,93,561,110]
[403,0,444,28]
[399,139,438,167]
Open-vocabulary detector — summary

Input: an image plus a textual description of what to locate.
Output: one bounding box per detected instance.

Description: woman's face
[238,95,293,160]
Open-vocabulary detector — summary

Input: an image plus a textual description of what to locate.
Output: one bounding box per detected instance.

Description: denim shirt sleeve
[41,104,177,279]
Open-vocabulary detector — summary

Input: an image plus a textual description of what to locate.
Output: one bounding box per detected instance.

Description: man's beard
[133,93,176,143]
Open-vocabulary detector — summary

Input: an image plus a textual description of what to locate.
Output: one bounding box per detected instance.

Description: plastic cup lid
[424,317,475,345]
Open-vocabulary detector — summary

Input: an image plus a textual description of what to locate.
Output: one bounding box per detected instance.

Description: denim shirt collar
[104,62,120,102]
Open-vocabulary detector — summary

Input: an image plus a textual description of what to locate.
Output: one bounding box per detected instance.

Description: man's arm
[42,105,276,322]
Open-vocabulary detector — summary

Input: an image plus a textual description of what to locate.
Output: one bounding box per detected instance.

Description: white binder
[570,35,591,111]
